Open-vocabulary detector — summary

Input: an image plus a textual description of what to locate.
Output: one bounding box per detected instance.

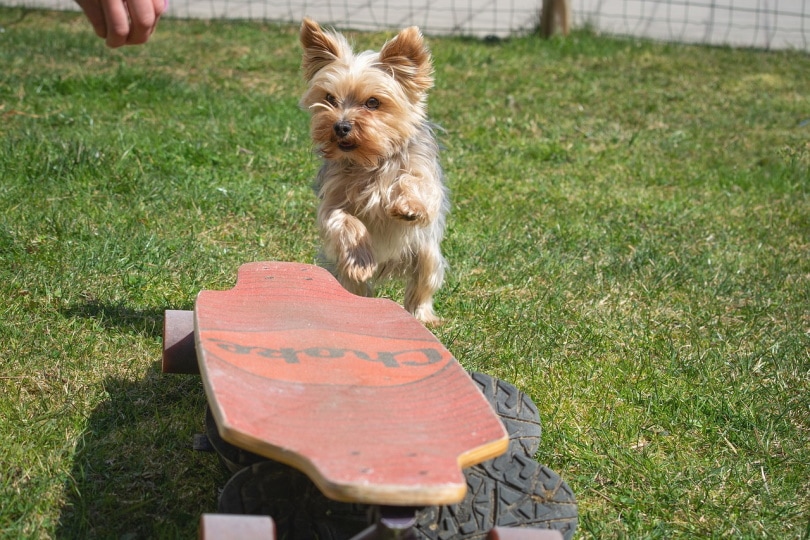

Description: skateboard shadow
[55,301,226,538]
[60,300,171,338]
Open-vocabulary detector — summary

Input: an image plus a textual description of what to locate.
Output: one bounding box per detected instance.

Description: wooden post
[540,0,571,37]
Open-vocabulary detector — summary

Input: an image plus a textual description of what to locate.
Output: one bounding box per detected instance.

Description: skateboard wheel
[162,309,199,374]
[199,514,275,540]
[487,528,564,540]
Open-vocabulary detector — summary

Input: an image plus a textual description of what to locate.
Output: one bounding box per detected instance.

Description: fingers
[75,0,165,47]
[101,0,133,47]
[75,0,108,38]
[123,0,164,45]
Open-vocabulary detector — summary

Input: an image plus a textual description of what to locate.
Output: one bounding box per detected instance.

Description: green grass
[1,8,808,538]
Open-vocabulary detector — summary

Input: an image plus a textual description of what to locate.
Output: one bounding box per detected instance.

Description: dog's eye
[325,94,338,107]
[365,97,380,110]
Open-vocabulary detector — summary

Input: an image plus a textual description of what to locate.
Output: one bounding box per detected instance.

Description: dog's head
[299,18,434,167]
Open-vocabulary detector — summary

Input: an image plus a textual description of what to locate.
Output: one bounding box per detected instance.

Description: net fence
[4,0,808,50]
[573,0,807,50]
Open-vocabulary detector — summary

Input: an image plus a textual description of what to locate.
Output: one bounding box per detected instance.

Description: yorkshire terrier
[299,18,449,325]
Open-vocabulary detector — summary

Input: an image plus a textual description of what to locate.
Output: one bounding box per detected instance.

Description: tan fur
[300,18,449,325]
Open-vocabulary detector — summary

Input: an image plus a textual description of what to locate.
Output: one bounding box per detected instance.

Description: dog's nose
[334,121,352,138]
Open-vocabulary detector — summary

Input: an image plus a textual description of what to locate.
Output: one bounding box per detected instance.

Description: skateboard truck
[353,506,419,540]
[345,506,566,540]
[348,507,567,540]
[163,262,577,539]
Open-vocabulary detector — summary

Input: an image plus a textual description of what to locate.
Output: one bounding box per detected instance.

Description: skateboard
[162,261,577,539]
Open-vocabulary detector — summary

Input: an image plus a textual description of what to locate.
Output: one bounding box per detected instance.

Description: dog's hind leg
[404,244,445,325]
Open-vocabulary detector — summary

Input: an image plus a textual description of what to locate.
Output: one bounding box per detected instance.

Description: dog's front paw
[389,196,428,225]
[343,250,377,283]
[339,240,377,286]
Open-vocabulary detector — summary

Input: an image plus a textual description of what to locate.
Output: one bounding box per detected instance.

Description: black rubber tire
[414,453,578,540]
[414,373,577,540]
[218,461,369,540]
[468,372,542,458]
[205,406,270,473]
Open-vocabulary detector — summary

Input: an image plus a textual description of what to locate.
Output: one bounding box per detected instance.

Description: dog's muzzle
[334,121,352,138]
[333,121,357,151]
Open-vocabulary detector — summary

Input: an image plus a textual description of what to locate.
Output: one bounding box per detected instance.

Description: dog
[299,18,449,325]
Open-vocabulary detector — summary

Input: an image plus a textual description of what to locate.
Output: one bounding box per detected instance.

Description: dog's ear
[300,18,351,80]
[378,26,434,96]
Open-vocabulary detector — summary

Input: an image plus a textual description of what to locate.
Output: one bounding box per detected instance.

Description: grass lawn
[1,7,808,538]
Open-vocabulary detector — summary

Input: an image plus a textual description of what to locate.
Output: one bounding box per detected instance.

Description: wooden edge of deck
[206,401,507,506]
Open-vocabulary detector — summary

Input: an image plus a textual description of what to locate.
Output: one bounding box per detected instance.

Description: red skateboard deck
[194,262,508,506]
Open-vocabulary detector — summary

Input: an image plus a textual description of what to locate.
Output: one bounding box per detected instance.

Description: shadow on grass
[60,301,179,340]
[56,303,225,539]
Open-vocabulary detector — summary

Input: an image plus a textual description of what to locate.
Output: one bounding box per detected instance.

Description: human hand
[75,0,167,48]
